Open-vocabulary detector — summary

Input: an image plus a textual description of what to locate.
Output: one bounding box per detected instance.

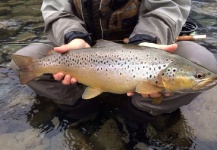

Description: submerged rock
[11,5,42,17]
[90,119,125,150]
[0,6,11,16]
[14,32,37,42]
[0,20,22,40]
[64,127,93,150]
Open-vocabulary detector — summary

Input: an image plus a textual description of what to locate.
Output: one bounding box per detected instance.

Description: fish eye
[195,72,205,79]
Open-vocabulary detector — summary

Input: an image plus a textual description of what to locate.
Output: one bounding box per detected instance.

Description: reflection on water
[0,0,217,149]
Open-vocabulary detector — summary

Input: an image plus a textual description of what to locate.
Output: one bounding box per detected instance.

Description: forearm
[129,0,191,44]
[41,0,91,46]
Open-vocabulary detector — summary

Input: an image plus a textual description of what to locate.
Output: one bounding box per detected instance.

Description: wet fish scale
[11,40,217,101]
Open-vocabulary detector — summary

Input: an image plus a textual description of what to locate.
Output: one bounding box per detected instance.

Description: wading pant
[10,41,217,116]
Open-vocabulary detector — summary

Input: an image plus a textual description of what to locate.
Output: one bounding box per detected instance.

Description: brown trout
[11,40,217,103]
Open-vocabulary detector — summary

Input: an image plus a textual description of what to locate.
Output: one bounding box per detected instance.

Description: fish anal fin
[135,82,163,94]
[82,87,103,99]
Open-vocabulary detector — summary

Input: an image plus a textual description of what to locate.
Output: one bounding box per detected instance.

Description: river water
[0,0,217,149]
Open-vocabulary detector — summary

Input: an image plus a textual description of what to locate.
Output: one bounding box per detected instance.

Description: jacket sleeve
[129,0,191,44]
[41,0,92,46]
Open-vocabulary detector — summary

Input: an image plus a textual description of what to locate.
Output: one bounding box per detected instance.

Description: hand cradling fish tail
[11,40,217,104]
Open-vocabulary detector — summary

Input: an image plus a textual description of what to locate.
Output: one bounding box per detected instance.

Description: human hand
[53,38,90,85]
[127,42,178,98]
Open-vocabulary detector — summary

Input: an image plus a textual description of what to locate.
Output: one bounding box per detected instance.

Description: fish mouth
[194,79,217,91]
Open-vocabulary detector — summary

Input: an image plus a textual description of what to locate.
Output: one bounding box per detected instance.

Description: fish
[11,40,217,104]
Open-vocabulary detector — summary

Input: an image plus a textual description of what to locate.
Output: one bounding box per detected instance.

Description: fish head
[161,62,217,93]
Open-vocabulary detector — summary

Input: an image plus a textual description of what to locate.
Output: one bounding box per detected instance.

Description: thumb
[159,44,178,52]
[139,42,177,53]
[54,45,71,53]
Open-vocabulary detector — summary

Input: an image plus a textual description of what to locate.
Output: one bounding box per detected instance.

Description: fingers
[54,45,70,53]
[53,72,64,80]
[142,93,161,98]
[54,39,91,53]
[127,92,134,96]
[127,92,173,99]
[53,73,77,85]
[62,75,71,85]
[160,44,178,52]
[138,42,178,53]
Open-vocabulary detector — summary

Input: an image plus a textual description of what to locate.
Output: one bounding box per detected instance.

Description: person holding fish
[10,0,217,124]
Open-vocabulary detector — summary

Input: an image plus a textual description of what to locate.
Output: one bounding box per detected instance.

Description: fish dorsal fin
[93,40,122,48]
[82,87,103,99]
[135,82,163,94]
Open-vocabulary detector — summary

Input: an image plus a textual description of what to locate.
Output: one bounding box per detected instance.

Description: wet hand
[127,42,178,98]
[53,39,90,85]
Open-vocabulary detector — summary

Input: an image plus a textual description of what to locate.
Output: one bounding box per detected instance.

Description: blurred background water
[0,0,217,149]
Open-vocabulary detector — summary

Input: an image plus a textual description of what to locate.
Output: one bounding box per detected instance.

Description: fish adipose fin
[11,54,38,85]
[82,87,103,99]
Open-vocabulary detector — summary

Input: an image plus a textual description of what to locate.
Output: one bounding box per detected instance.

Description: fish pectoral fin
[82,87,103,99]
[135,82,163,94]
[152,95,164,105]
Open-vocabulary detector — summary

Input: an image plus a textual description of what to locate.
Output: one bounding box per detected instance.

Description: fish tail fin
[11,54,38,85]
